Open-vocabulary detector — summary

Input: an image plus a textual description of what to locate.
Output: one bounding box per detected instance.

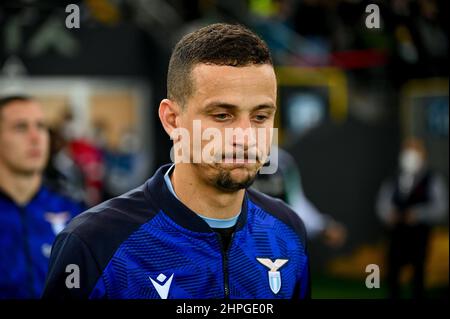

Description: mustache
[213,150,266,162]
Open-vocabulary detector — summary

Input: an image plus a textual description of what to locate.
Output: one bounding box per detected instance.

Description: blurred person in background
[0,95,84,299]
[252,146,347,248]
[376,137,448,298]
[63,113,105,207]
[45,126,86,205]
[102,128,149,198]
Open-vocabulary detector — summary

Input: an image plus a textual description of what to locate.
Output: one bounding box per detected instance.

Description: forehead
[190,64,277,104]
[1,100,44,122]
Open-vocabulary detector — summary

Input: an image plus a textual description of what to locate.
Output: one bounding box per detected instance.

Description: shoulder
[40,185,85,213]
[60,182,158,262]
[246,187,308,245]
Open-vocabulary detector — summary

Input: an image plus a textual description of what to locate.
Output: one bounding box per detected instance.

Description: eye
[14,123,28,132]
[213,113,232,121]
[37,122,48,131]
[253,114,269,122]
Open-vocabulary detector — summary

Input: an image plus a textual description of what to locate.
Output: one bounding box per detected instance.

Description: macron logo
[149,273,174,299]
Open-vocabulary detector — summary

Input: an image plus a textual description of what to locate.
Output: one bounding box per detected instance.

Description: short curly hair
[167,23,273,107]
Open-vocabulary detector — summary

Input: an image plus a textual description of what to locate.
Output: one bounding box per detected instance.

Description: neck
[0,165,42,205]
[171,164,244,219]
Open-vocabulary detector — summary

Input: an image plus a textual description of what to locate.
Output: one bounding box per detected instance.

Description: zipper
[216,232,235,299]
[18,207,35,298]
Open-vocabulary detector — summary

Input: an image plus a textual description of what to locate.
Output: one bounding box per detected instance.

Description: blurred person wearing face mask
[0,96,84,299]
[376,138,448,299]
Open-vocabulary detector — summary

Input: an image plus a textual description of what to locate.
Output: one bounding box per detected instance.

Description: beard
[195,162,261,192]
[215,167,258,191]
[190,147,268,192]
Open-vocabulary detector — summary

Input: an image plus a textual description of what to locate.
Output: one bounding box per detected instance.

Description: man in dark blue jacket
[0,96,84,298]
[43,23,310,299]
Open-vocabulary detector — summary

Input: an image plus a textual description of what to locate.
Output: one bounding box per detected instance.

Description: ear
[158,99,181,138]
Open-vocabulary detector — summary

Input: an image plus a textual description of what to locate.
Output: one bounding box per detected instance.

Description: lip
[223,159,257,163]
[221,154,260,162]
[219,161,257,168]
[27,150,42,158]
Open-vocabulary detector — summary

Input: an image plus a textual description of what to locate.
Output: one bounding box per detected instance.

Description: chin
[19,163,46,175]
[214,164,260,192]
[228,166,254,179]
[218,161,260,170]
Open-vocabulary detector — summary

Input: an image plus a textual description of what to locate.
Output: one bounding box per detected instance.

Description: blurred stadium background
[0,0,448,298]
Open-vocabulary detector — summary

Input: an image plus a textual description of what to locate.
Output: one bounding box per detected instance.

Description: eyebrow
[202,101,276,113]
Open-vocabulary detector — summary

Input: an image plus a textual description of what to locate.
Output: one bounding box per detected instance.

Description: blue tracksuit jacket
[0,185,84,298]
[43,164,310,299]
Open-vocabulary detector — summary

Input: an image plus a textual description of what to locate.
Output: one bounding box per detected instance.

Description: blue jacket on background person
[0,185,84,299]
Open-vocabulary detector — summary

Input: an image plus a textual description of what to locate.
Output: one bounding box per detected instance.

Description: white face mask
[399,149,423,175]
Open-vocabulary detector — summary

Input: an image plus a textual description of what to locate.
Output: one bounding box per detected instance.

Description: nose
[232,117,257,150]
[236,115,252,131]
[28,124,44,144]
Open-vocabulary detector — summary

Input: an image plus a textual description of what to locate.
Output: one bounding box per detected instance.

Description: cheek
[42,133,50,148]
[0,134,19,150]
[41,136,50,160]
[0,137,22,162]
[255,126,273,145]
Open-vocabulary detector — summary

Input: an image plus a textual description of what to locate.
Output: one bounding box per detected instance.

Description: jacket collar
[145,164,248,233]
